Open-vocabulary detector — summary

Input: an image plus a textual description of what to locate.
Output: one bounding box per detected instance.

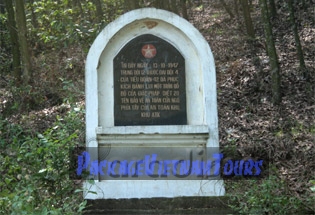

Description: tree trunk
[268,0,277,18]
[219,0,234,19]
[126,0,139,10]
[94,0,103,23]
[234,0,239,19]
[301,0,306,9]
[241,0,255,38]
[15,0,32,84]
[259,0,281,105]
[153,0,169,10]
[163,0,170,10]
[152,0,158,8]
[287,0,308,80]
[72,0,83,17]
[170,0,178,14]
[4,0,21,82]
[0,0,5,14]
[180,0,188,20]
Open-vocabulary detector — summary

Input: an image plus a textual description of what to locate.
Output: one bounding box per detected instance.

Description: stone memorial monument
[84,8,225,199]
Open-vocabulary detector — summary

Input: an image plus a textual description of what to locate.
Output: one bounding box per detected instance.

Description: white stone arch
[86,8,218,145]
[85,8,224,199]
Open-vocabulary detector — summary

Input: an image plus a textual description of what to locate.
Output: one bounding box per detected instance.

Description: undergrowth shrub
[0,107,88,214]
[228,170,314,214]
[26,0,123,49]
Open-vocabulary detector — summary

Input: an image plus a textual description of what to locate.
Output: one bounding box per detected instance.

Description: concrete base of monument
[84,180,225,199]
[85,125,225,199]
[83,196,235,215]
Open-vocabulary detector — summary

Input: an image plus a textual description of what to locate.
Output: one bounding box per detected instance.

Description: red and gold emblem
[141,44,157,58]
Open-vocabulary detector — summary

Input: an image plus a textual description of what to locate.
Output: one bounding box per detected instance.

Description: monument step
[83,197,235,215]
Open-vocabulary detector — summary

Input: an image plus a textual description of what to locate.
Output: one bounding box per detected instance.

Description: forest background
[0,0,314,214]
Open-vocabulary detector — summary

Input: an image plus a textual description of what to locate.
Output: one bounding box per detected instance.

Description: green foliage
[28,0,94,47]
[228,173,309,214]
[25,0,123,49]
[59,78,84,104]
[0,107,88,214]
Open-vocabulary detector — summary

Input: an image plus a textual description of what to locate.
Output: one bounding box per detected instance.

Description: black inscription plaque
[114,34,186,126]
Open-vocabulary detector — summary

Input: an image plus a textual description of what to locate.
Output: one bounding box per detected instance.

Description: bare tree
[233,0,239,19]
[180,0,188,20]
[4,0,21,83]
[170,0,179,14]
[219,0,235,19]
[259,0,281,104]
[268,0,277,18]
[94,0,103,23]
[71,0,84,19]
[15,0,32,84]
[241,0,255,38]
[125,0,139,10]
[287,0,308,80]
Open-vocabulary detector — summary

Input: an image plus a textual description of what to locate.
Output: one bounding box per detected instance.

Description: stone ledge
[83,197,235,215]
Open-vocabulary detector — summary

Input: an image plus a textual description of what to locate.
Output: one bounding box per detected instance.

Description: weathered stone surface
[85,8,223,199]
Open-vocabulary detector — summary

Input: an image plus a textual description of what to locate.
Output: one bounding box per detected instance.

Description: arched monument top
[84,8,223,199]
[86,7,217,129]
[86,8,214,74]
